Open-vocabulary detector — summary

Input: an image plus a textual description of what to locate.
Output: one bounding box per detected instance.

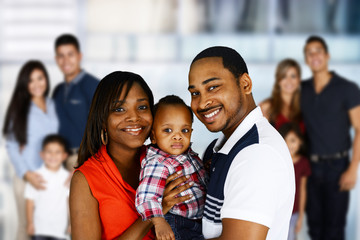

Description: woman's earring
[101,129,108,145]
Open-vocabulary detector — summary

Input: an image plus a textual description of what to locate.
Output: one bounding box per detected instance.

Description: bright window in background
[0,0,78,61]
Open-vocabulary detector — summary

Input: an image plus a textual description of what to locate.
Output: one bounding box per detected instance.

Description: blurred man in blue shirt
[53,34,99,171]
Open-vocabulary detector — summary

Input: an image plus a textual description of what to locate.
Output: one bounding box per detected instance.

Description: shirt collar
[30,98,50,112]
[40,163,64,175]
[310,71,338,86]
[214,106,263,155]
[67,70,85,85]
[147,145,197,164]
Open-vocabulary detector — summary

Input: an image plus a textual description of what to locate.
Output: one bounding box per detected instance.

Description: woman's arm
[296,176,307,233]
[70,170,192,240]
[6,138,46,189]
[5,138,28,178]
[70,171,101,240]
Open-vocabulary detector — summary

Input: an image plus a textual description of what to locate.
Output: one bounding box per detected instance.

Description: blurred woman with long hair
[260,58,304,132]
[3,60,58,240]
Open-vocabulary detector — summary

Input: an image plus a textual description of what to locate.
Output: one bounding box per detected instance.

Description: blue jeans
[306,157,349,240]
[164,213,204,240]
[288,212,299,240]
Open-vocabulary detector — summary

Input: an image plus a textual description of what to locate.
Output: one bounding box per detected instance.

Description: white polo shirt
[24,165,70,239]
[202,106,295,239]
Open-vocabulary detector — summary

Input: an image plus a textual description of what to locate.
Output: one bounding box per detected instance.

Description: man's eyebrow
[188,77,220,90]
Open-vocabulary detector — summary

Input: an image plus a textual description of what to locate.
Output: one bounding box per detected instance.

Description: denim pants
[306,157,349,240]
[164,213,204,240]
[288,212,299,240]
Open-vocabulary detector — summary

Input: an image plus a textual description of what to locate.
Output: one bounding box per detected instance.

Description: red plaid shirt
[135,145,207,220]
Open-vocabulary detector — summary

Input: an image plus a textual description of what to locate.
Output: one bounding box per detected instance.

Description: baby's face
[151,104,192,155]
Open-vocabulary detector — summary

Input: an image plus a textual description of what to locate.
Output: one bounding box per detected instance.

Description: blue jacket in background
[53,71,99,149]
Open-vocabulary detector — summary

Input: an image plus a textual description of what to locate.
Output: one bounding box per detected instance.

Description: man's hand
[339,165,358,191]
[27,222,35,235]
[152,217,175,240]
[162,172,192,214]
[295,215,303,233]
[24,171,46,190]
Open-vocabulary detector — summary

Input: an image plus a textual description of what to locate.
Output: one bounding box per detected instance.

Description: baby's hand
[152,217,175,240]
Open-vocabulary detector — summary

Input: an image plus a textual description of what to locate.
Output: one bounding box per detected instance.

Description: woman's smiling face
[106,82,153,150]
[28,69,48,98]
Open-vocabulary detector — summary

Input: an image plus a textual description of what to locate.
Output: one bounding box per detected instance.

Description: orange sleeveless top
[77,145,154,240]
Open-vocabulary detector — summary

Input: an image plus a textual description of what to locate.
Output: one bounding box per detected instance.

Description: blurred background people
[279,123,311,240]
[1,1,360,239]
[53,34,99,172]
[301,35,360,240]
[2,61,59,240]
[260,58,304,132]
[25,134,70,240]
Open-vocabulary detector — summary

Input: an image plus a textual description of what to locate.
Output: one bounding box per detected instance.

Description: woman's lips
[123,126,144,136]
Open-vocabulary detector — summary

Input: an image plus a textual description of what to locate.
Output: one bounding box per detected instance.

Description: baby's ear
[150,130,156,144]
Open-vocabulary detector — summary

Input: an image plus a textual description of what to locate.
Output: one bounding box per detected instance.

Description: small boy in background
[136,95,207,240]
[25,134,71,240]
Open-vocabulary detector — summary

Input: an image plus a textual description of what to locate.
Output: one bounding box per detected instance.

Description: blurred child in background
[279,123,311,240]
[25,135,70,240]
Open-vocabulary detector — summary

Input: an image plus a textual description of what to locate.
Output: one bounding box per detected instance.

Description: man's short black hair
[304,35,329,53]
[42,134,70,154]
[191,46,248,79]
[55,33,80,51]
[154,95,193,123]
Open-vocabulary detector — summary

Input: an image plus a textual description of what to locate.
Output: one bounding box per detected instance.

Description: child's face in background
[41,142,68,171]
[151,104,192,155]
[284,131,301,158]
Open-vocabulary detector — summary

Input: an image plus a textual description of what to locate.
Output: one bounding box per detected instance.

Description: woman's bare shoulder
[70,170,93,199]
[259,99,272,119]
[70,171,101,239]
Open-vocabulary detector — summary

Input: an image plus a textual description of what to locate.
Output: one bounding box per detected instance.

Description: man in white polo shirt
[188,46,295,239]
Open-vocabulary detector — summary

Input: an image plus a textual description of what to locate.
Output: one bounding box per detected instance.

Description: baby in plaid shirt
[135,95,207,240]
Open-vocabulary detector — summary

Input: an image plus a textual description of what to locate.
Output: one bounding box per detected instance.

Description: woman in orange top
[70,71,192,240]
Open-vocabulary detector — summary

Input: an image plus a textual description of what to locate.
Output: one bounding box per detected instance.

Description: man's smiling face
[188,57,250,138]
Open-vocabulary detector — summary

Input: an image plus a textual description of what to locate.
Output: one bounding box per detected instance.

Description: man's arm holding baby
[208,219,268,240]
